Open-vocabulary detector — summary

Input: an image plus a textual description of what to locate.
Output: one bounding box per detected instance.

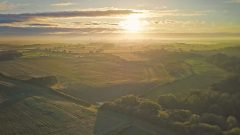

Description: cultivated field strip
[0,96,95,135]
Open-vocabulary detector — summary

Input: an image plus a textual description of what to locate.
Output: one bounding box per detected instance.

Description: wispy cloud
[0,26,120,35]
[51,2,74,7]
[0,9,139,23]
[149,9,209,18]
[226,0,240,3]
[0,1,14,11]
[27,23,58,27]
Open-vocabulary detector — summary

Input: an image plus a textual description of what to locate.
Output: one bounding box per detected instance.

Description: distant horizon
[0,32,239,45]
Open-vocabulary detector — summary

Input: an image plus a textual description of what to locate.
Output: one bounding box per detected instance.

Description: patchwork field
[1,41,240,134]
[0,42,239,103]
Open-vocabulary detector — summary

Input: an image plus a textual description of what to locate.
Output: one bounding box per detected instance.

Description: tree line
[100,76,240,135]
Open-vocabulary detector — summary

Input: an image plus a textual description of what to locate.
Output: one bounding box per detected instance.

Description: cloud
[27,23,58,27]
[149,9,209,18]
[0,26,120,36]
[0,1,14,11]
[227,0,240,3]
[83,21,118,26]
[0,9,139,24]
[51,2,74,7]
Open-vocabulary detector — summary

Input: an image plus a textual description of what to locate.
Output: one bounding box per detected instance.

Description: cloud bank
[0,26,120,36]
[0,9,138,23]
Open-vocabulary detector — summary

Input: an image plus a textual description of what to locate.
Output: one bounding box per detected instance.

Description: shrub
[200,113,227,129]
[158,94,179,109]
[227,116,238,129]
[169,109,192,122]
[189,123,222,135]
[225,128,240,135]
[138,100,161,119]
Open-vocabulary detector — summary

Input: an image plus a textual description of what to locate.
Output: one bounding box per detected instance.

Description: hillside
[0,43,236,103]
[100,92,240,135]
[0,73,96,135]
[1,42,240,135]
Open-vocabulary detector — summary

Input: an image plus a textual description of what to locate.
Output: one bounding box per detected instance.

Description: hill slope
[0,73,96,135]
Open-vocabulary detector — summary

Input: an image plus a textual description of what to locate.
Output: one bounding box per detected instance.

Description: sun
[120,14,143,33]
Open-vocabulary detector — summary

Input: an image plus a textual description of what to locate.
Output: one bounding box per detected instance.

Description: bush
[227,116,238,129]
[189,114,200,124]
[158,94,179,109]
[189,123,222,135]
[138,100,161,119]
[225,128,240,135]
[169,109,192,122]
[172,122,189,135]
[159,110,169,119]
[200,113,227,129]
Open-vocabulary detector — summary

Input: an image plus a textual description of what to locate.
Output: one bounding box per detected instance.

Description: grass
[94,110,178,135]
[0,42,239,103]
[0,52,174,102]
[144,56,231,100]
[0,74,96,135]
[1,42,240,135]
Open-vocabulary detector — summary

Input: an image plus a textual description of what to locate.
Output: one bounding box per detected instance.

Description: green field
[1,42,239,102]
[0,73,96,135]
[1,41,240,135]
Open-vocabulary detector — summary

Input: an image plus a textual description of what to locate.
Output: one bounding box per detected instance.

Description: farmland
[0,42,237,102]
[1,40,240,135]
[0,72,96,135]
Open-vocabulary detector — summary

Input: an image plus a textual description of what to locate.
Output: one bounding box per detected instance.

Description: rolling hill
[0,73,96,135]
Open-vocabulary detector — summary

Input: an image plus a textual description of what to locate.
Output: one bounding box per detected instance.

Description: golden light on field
[120,14,143,33]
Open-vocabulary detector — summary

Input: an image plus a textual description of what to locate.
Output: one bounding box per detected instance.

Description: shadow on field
[94,110,168,135]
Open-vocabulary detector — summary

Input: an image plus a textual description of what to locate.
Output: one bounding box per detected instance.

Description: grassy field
[1,41,240,134]
[94,110,177,135]
[0,74,96,135]
[1,42,239,103]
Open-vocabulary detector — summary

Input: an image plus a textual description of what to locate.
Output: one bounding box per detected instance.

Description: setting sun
[120,14,143,33]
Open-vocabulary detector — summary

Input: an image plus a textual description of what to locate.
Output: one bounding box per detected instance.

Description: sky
[0,0,240,40]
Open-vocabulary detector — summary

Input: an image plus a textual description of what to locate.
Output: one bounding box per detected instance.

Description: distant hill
[0,51,22,61]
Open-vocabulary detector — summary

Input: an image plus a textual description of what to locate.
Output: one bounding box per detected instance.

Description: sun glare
[120,14,143,33]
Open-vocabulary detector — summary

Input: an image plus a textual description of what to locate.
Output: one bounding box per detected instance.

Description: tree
[200,113,227,129]
[189,114,200,124]
[119,95,139,106]
[138,100,161,119]
[225,128,240,135]
[190,123,222,135]
[158,94,179,109]
[227,116,238,129]
[169,109,192,122]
